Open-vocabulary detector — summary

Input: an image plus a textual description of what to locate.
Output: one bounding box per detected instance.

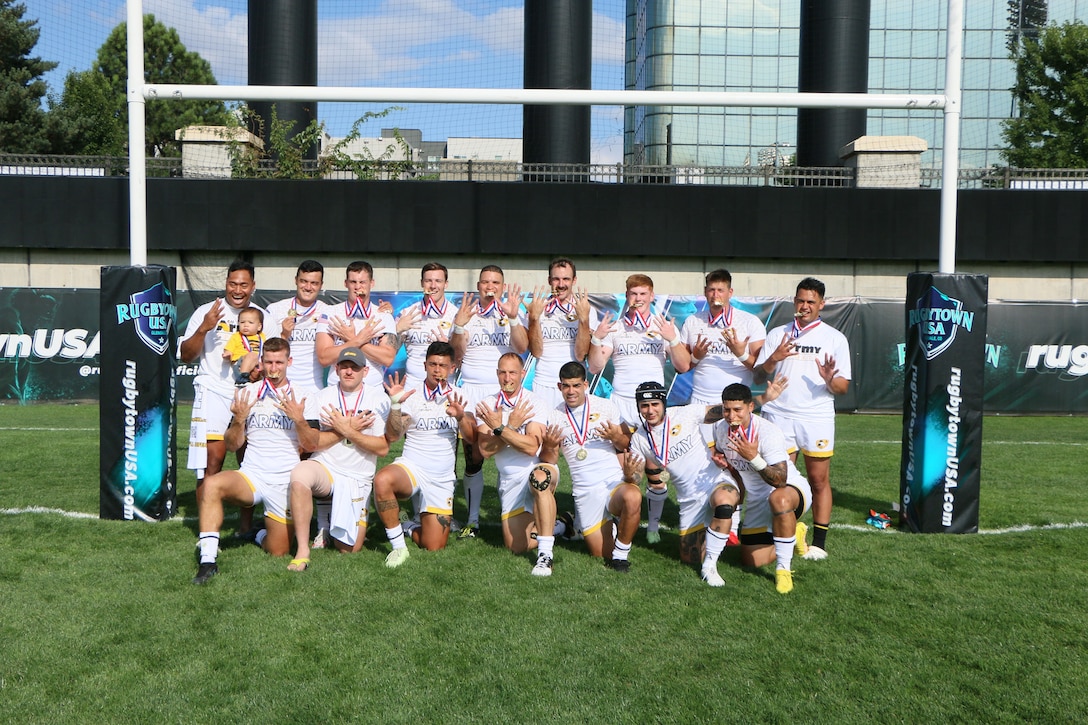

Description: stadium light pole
[938,0,965,274]
[127,0,147,266]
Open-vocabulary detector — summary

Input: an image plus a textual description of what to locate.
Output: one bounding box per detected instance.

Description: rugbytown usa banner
[98,266,177,521]
[1,287,1086,413]
[899,274,987,534]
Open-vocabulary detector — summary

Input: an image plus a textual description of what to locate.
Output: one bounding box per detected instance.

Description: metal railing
[3,153,1087,189]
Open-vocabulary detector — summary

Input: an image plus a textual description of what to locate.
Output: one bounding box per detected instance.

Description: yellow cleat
[794,522,809,557]
[775,568,794,594]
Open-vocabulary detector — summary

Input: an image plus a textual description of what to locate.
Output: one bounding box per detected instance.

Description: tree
[1006,0,1048,53]
[1002,21,1088,169]
[95,14,228,157]
[45,70,125,156]
[0,0,57,152]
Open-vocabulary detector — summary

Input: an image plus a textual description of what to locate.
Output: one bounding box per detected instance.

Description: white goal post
[126,0,964,271]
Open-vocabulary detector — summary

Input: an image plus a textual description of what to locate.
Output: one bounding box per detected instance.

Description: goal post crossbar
[143,84,948,111]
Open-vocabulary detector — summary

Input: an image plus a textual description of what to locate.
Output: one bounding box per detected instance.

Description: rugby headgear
[635,381,668,404]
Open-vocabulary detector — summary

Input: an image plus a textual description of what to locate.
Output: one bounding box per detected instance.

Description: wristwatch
[493,424,506,436]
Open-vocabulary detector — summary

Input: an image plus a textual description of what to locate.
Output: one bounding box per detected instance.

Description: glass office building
[624,0,1082,169]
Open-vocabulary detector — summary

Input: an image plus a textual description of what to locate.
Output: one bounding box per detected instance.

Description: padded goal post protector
[99,265,178,521]
[900,273,987,533]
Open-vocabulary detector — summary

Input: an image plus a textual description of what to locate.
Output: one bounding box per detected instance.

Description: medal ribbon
[477,299,500,318]
[339,384,365,417]
[291,298,318,320]
[789,317,822,339]
[646,415,672,467]
[421,295,447,319]
[345,299,371,320]
[258,378,291,401]
[564,400,590,448]
[495,389,522,410]
[546,297,574,317]
[707,306,733,328]
[624,308,651,331]
[240,334,263,356]
[424,381,451,402]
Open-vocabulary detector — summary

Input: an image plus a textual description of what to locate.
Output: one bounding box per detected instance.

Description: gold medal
[566,313,578,322]
[287,309,298,318]
[659,470,671,484]
[576,448,588,461]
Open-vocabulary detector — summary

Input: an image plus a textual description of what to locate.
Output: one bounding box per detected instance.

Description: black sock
[812,522,829,550]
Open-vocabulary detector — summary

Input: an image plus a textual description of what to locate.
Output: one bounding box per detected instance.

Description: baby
[223,306,266,386]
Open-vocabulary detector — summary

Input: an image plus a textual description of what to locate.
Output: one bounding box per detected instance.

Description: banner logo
[908,287,974,361]
[115,283,176,355]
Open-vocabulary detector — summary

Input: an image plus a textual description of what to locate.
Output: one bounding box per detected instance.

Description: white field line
[3,507,1087,536]
[0,427,97,431]
[857,440,1086,446]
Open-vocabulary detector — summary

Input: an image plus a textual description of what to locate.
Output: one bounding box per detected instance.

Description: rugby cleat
[700,562,725,587]
[794,522,809,557]
[775,569,794,594]
[802,545,828,561]
[311,528,329,550]
[531,553,553,577]
[609,558,631,573]
[726,531,740,547]
[192,562,218,585]
[646,529,662,545]
[457,523,478,540]
[556,510,577,540]
[385,548,411,568]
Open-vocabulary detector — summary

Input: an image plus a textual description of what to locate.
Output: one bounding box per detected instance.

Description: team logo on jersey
[671,424,682,436]
[114,282,176,355]
[589,413,600,422]
[816,439,829,449]
[909,286,975,361]
[646,331,659,338]
[439,320,452,330]
[498,317,508,327]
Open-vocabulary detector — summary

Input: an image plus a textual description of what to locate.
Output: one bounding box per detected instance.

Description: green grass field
[2,404,1086,723]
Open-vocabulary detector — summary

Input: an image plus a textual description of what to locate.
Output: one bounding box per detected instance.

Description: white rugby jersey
[265,296,331,394]
[546,394,624,489]
[629,404,723,500]
[239,378,302,476]
[399,297,459,382]
[712,414,805,505]
[530,299,598,393]
[316,299,397,390]
[398,382,461,478]
[180,300,269,397]
[679,306,767,403]
[305,382,390,480]
[757,318,852,418]
[600,310,668,401]
[476,389,547,480]
[458,301,522,386]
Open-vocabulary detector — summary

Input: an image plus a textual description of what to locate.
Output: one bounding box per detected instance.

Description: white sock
[612,539,632,561]
[730,504,742,536]
[552,520,567,537]
[316,500,332,531]
[774,535,796,570]
[254,529,267,547]
[704,527,729,566]
[464,470,484,525]
[646,486,668,532]
[198,532,220,565]
[402,520,420,537]
[536,535,555,558]
[386,526,407,550]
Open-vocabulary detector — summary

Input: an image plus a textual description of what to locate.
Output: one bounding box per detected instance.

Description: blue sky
[27,0,628,161]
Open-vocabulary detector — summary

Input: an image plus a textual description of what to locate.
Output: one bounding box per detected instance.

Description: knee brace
[713,503,736,520]
[529,463,559,491]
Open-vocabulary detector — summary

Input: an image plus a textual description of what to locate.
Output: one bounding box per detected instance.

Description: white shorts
[391,457,455,516]
[572,476,625,536]
[498,463,537,519]
[678,480,740,537]
[529,381,563,411]
[763,412,836,458]
[611,394,641,428]
[240,466,291,523]
[194,384,234,439]
[741,481,812,539]
[289,460,372,544]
